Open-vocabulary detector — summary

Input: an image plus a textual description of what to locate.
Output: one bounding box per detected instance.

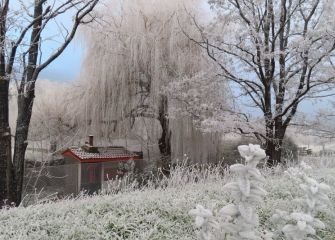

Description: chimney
[82,135,98,153]
[88,135,94,146]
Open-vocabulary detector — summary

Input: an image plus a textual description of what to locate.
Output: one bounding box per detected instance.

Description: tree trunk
[9,0,44,206]
[265,124,286,166]
[11,91,35,205]
[0,77,14,207]
[158,95,171,175]
[265,141,282,166]
[0,0,13,207]
[50,139,57,153]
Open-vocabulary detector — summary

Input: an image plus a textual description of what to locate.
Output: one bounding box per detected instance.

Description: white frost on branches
[164,70,255,134]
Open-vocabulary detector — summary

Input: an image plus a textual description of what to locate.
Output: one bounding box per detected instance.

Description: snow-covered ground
[0,157,334,240]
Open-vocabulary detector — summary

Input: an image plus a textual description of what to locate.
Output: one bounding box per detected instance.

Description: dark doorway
[81,163,101,194]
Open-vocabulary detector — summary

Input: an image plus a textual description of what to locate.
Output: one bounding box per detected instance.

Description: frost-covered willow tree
[76,0,227,168]
[188,0,335,165]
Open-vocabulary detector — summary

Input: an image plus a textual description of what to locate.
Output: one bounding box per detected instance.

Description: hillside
[0,160,335,240]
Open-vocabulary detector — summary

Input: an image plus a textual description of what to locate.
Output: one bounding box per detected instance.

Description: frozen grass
[0,157,334,240]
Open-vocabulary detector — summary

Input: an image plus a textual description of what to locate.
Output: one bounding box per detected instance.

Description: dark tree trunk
[50,140,57,153]
[158,95,171,175]
[12,97,34,205]
[265,141,282,166]
[265,122,286,166]
[10,0,43,206]
[0,0,44,206]
[0,77,14,207]
[0,0,13,207]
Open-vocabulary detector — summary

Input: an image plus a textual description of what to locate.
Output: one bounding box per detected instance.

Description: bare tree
[188,0,335,165]
[0,0,99,206]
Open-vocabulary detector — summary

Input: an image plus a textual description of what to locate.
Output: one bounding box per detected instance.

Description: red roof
[62,146,141,163]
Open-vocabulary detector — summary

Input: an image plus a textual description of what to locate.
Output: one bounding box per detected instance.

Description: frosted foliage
[189,144,272,240]
[75,0,224,162]
[271,162,332,240]
[77,0,204,130]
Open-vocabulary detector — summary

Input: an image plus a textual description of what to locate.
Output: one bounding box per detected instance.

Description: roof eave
[62,149,142,163]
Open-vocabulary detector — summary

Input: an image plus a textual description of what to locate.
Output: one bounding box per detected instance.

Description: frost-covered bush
[189,146,334,240]
[189,144,273,240]
[271,162,332,240]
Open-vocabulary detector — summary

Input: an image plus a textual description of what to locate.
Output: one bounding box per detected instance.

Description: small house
[62,136,142,194]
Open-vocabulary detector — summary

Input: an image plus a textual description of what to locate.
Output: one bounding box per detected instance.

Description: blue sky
[11,1,84,82]
[38,6,85,83]
[38,41,84,82]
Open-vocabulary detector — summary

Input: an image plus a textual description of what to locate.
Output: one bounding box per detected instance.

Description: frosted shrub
[189,144,272,240]
[189,204,218,240]
[271,162,331,240]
